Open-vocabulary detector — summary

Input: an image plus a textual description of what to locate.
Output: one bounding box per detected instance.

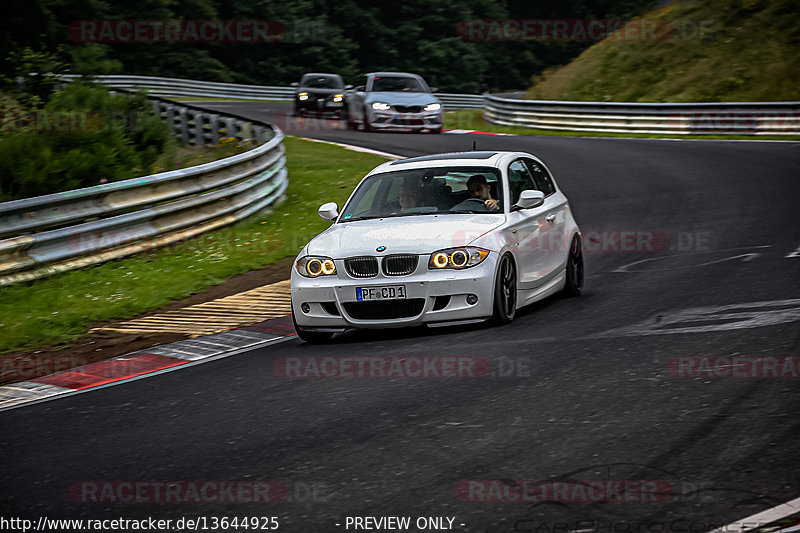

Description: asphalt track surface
[1,101,799,532]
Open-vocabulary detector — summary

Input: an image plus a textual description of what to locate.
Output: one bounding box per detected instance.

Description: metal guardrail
[62,74,294,102]
[61,74,486,109]
[435,93,485,109]
[151,98,272,145]
[0,97,288,287]
[59,76,799,134]
[483,93,800,135]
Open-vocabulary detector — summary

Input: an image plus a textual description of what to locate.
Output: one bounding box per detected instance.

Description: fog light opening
[466,294,478,305]
[301,303,311,314]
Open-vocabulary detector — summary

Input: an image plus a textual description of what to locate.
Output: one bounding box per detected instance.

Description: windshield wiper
[341,212,440,222]
[382,212,443,218]
[340,215,379,222]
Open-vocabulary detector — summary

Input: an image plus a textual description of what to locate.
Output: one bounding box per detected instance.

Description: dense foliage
[1,0,656,93]
[526,0,800,102]
[0,82,170,201]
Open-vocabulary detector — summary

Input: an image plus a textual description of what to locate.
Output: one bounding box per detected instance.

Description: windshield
[300,75,343,89]
[339,166,504,222]
[371,76,427,92]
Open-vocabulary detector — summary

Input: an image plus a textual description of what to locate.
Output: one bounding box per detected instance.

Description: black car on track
[291,72,351,119]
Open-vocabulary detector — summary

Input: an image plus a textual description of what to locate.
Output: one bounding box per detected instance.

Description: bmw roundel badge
[376,246,386,252]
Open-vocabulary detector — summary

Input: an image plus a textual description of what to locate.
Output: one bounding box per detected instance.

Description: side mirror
[318,202,339,221]
[355,85,366,92]
[429,86,439,93]
[290,82,299,87]
[344,84,354,90]
[513,190,545,210]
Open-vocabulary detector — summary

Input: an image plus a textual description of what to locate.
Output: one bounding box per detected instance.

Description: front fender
[469,226,515,255]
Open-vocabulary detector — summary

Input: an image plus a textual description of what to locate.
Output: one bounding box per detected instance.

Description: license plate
[356,285,406,301]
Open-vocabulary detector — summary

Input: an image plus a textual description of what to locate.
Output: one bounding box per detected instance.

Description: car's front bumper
[291,254,497,330]
[367,109,443,131]
[295,97,345,113]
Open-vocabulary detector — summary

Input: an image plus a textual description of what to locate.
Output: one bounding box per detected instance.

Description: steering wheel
[453,198,492,213]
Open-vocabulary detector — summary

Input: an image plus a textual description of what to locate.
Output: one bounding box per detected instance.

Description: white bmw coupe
[290,151,583,343]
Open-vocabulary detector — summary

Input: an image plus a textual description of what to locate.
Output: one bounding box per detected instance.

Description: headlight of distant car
[296,256,337,277]
[424,103,441,112]
[428,247,489,270]
[298,92,309,101]
[333,93,344,102]
[371,102,391,111]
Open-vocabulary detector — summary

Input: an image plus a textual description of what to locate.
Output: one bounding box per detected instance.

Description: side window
[523,158,556,196]
[385,176,403,202]
[362,76,371,91]
[349,179,380,214]
[507,160,537,204]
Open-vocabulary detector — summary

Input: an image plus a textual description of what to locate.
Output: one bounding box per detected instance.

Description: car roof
[367,72,424,79]
[369,151,533,174]
[300,72,343,79]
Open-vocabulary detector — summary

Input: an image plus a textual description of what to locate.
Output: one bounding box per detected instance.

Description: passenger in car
[399,182,423,211]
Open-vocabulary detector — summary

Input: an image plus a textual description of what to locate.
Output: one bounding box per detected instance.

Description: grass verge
[525,0,800,103]
[444,109,800,141]
[0,136,387,354]
[149,138,252,174]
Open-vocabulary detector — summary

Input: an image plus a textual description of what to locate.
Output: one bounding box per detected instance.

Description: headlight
[424,103,441,112]
[428,247,489,270]
[298,92,309,101]
[371,102,391,111]
[296,256,337,278]
[333,94,344,102]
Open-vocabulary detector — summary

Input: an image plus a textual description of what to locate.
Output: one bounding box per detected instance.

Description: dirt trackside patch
[0,257,293,386]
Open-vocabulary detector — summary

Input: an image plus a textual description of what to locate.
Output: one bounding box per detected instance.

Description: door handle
[545,214,556,223]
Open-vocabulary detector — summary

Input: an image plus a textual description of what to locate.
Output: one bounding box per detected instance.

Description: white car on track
[290,151,583,343]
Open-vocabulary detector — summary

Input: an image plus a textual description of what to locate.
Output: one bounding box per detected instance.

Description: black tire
[346,108,357,129]
[362,107,373,131]
[490,253,517,325]
[563,235,584,297]
[428,127,442,134]
[291,311,334,344]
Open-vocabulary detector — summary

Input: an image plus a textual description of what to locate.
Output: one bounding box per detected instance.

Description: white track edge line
[707,494,800,533]
[296,137,405,159]
[0,335,296,413]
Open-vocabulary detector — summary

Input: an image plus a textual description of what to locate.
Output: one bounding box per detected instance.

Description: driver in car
[452,174,499,212]
[399,182,423,211]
